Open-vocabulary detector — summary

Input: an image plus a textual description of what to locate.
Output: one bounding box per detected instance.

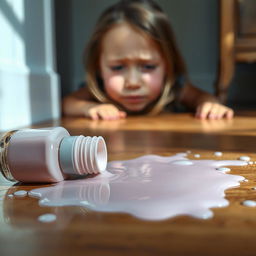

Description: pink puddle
[29,153,247,221]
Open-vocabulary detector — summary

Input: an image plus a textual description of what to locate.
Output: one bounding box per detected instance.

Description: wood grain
[1,113,256,256]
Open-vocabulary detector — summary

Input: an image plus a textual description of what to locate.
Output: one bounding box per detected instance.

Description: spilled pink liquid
[29,153,247,221]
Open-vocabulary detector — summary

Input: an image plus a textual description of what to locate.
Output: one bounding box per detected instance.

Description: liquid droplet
[239,156,250,161]
[216,167,230,173]
[38,214,57,223]
[14,190,27,197]
[242,200,256,207]
[214,152,223,157]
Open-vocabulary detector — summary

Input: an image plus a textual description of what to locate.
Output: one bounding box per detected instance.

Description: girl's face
[99,23,166,112]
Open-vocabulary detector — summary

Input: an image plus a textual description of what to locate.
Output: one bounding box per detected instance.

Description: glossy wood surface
[1,113,256,256]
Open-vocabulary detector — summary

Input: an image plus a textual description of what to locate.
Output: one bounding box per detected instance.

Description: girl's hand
[195,102,234,120]
[84,103,127,120]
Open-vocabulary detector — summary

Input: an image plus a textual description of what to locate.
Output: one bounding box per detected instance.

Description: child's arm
[62,87,126,120]
[178,83,234,119]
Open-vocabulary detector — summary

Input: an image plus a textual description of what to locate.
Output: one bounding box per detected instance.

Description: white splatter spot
[214,152,223,157]
[194,154,200,158]
[14,190,27,197]
[239,156,250,161]
[38,214,57,223]
[242,200,256,207]
[216,167,230,173]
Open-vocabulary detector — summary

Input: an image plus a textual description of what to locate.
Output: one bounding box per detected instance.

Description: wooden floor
[1,112,256,256]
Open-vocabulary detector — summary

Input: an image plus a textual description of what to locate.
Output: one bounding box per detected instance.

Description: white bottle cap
[59,136,107,175]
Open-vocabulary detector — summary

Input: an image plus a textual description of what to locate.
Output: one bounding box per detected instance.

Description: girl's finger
[196,103,212,119]
[214,106,234,119]
[119,111,127,118]
[98,108,119,120]
[87,108,99,120]
[208,104,221,119]
[106,108,120,120]
[98,109,110,120]
[225,108,234,119]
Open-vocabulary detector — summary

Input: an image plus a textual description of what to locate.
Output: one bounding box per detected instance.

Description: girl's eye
[141,64,157,71]
[110,65,124,71]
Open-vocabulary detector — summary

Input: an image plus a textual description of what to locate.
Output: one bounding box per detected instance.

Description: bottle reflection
[29,181,110,207]
[80,182,110,205]
[2,181,110,229]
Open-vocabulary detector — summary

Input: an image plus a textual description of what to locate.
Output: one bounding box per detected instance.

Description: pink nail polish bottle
[0,127,107,183]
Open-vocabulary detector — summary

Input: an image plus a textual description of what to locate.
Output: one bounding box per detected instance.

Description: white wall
[0,0,60,131]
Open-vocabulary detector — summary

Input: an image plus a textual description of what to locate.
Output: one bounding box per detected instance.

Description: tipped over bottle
[0,127,107,183]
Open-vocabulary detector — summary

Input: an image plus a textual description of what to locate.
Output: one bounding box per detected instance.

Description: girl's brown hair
[84,0,187,114]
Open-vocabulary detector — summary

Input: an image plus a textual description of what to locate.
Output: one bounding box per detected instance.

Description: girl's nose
[124,68,141,89]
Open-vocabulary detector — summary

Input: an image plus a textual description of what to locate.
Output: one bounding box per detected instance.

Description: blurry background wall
[55,0,256,109]
[0,0,60,131]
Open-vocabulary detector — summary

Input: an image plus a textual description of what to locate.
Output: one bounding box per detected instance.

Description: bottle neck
[59,135,107,176]
[0,130,18,181]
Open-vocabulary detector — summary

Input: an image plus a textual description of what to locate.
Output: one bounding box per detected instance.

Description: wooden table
[1,113,256,256]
